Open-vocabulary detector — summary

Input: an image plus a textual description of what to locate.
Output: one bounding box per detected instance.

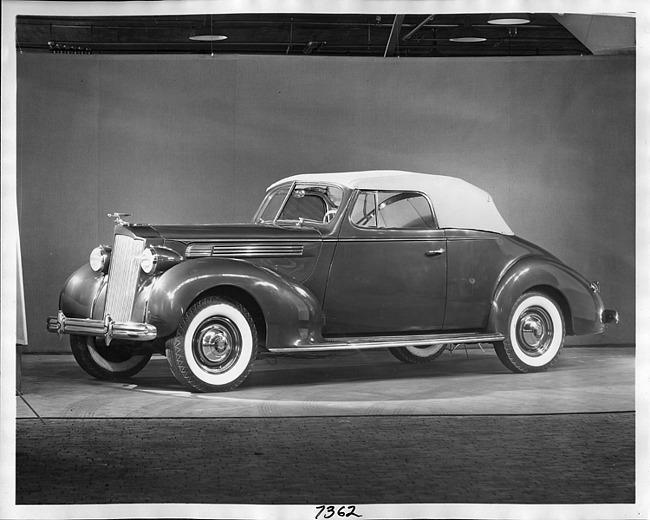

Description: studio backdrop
[17,53,635,352]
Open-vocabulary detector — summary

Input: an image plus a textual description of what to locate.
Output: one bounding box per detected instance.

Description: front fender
[488,256,605,337]
[59,264,105,319]
[146,258,323,348]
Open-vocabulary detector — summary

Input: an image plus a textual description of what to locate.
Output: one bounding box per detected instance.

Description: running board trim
[268,332,505,353]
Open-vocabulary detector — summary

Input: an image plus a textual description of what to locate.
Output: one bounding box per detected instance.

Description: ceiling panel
[15,12,632,58]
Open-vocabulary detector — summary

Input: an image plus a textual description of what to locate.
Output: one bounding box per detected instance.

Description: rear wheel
[494,292,565,373]
[70,335,152,380]
[166,297,258,392]
[389,343,449,364]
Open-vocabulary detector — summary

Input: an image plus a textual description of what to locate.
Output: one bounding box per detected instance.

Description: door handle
[425,248,446,257]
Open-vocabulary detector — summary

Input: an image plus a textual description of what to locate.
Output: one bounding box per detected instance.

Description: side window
[350,191,377,228]
[351,191,435,229]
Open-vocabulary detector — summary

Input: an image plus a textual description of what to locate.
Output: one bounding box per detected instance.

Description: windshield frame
[253,181,347,227]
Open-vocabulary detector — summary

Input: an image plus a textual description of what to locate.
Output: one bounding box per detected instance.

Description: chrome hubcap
[193,317,241,373]
[516,306,553,357]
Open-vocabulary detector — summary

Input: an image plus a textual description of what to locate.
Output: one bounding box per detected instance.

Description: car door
[323,190,447,335]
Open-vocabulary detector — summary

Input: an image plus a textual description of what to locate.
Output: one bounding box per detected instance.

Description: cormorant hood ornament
[107,213,132,226]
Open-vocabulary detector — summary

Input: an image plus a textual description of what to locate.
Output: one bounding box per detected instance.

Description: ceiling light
[303,41,326,54]
[487,13,531,25]
[189,31,227,42]
[449,17,486,43]
[189,14,227,42]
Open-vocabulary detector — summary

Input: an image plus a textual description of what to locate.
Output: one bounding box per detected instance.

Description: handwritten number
[315,506,361,519]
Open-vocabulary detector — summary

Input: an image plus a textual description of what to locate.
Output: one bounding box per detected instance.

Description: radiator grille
[104,234,145,322]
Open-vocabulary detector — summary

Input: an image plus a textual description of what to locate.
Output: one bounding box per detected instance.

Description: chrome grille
[104,234,145,322]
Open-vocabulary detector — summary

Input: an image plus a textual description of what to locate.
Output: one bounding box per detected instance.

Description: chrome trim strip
[273,181,297,224]
[186,242,305,258]
[336,237,445,243]
[445,236,503,241]
[182,236,498,244]
[186,238,323,243]
[184,236,449,244]
[268,332,505,352]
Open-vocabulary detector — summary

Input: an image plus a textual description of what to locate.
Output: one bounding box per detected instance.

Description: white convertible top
[269,170,514,235]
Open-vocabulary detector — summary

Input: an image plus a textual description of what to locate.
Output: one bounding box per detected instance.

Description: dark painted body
[58,192,606,353]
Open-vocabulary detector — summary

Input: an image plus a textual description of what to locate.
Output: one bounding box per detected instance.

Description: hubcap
[193,317,241,373]
[516,306,554,357]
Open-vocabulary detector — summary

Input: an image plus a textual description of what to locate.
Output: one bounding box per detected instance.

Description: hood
[124,223,322,244]
[119,224,324,281]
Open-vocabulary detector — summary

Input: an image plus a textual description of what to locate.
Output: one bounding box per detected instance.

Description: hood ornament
[108,213,132,226]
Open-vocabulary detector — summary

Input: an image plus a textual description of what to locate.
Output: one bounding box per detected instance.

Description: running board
[268,332,505,353]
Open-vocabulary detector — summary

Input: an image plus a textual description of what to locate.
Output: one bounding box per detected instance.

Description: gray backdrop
[17,53,635,352]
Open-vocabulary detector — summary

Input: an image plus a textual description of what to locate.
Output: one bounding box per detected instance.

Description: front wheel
[494,292,565,373]
[70,335,152,380]
[166,297,258,392]
[389,343,449,364]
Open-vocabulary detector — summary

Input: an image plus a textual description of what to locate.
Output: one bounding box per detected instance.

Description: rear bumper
[46,311,157,344]
[602,309,619,324]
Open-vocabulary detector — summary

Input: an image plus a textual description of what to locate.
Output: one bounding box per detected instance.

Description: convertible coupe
[47,170,618,392]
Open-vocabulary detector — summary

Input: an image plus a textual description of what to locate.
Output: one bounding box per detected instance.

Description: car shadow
[245,356,510,389]
[127,351,513,393]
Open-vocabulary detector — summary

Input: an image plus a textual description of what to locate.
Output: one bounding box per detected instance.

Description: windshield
[254,183,344,225]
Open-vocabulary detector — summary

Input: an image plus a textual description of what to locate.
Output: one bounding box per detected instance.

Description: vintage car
[47,170,618,392]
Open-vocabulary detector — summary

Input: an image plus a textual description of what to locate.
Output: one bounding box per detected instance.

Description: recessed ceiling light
[449,17,486,43]
[487,13,531,25]
[189,33,228,42]
[449,35,487,43]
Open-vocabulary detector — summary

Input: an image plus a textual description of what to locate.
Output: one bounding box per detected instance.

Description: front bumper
[46,311,157,344]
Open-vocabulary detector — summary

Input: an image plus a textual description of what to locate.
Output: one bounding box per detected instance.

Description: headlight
[89,245,111,272]
[140,248,157,274]
[140,246,183,274]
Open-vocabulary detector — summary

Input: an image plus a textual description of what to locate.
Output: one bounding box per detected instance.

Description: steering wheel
[323,209,337,224]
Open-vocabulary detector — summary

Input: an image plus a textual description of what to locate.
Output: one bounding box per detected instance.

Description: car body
[47,170,618,392]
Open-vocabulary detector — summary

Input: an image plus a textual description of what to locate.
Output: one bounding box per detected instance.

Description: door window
[350,191,436,229]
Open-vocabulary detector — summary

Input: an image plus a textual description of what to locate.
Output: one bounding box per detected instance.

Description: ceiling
[15,13,635,58]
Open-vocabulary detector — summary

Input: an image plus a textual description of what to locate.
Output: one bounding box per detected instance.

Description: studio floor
[14,345,636,510]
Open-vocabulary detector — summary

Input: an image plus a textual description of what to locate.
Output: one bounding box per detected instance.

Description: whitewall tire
[494,292,565,373]
[389,343,449,364]
[166,297,258,392]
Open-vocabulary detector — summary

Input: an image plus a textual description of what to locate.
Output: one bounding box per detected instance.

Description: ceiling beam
[384,14,405,57]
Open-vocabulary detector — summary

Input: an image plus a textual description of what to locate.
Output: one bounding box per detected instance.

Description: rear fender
[147,258,323,348]
[488,256,605,337]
